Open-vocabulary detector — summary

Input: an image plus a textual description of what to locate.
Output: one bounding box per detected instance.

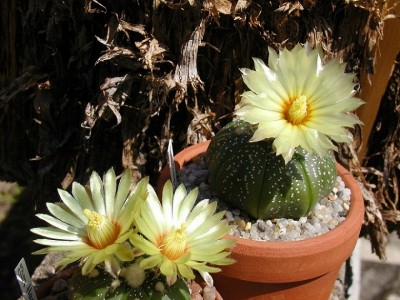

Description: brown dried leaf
[203,0,250,16]
[186,108,215,145]
[136,38,168,71]
[174,20,206,86]
[275,1,304,15]
[95,46,138,64]
[213,0,233,14]
[119,21,147,36]
[84,0,107,14]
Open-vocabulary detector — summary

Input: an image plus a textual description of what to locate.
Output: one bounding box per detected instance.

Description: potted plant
[158,43,365,299]
[30,167,234,299]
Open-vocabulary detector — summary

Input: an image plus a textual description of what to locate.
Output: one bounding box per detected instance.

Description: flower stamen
[160,227,187,261]
[84,209,119,249]
[286,95,308,125]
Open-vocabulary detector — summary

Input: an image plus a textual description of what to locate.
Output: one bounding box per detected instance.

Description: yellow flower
[236,43,364,163]
[130,181,235,285]
[31,168,149,277]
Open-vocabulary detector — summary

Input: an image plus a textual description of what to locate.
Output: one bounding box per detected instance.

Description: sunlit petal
[57,189,87,223]
[140,255,163,270]
[103,168,117,218]
[72,182,94,211]
[30,227,81,241]
[46,203,84,228]
[130,234,160,255]
[90,171,106,216]
[36,213,84,235]
[113,170,131,219]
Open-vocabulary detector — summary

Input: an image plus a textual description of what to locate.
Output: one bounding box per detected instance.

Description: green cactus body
[69,267,190,300]
[206,120,337,219]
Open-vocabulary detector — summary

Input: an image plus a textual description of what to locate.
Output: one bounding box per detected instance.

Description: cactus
[206,120,337,219]
[68,265,191,300]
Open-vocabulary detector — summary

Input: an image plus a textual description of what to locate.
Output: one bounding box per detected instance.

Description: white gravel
[177,154,351,242]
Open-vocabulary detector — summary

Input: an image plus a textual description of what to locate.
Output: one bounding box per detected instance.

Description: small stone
[342,188,351,196]
[232,208,241,216]
[327,193,337,201]
[232,229,241,237]
[342,195,351,201]
[250,226,260,240]
[244,221,252,231]
[265,220,273,227]
[236,219,246,230]
[190,281,202,296]
[225,211,234,221]
[51,279,68,293]
[299,217,307,224]
[257,222,266,232]
[191,295,202,300]
[203,285,217,300]
[305,223,314,232]
[242,232,251,239]
[343,202,350,211]
[278,226,287,236]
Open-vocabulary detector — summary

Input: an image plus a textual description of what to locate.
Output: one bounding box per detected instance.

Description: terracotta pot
[157,141,365,300]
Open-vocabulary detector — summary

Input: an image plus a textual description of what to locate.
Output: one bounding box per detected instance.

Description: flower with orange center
[235,43,364,163]
[31,168,148,277]
[130,181,235,285]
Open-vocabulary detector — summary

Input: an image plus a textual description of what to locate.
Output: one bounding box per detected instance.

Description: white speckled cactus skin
[206,120,337,219]
[69,266,191,299]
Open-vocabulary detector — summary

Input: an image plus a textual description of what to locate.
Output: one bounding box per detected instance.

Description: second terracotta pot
[157,141,364,300]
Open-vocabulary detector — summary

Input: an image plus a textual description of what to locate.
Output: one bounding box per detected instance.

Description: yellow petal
[72,182,94,211]
[185,201,217,234]
[186,261,221,274]
[134,215,159,244]
[115,228,134,244]
[81,255,96,275]
[140,255,163,270]
[114,244,134,261]
[57,256,81,268]
[162,180,174,221]
[160,258,175,277]
[104,255,121,278]
[189,239,235,255]
[90,171,106,216]
[35,213,83,235]
[177,263,195,280]
[172,184,187,225]
[177,188,198,225]
[113,169,132,219]
[92,249,109,265]
[104,168,117,219]
[130,234,160,255]
[31,227,81,241]
[46,203,84,228]
[33,239,86,247]
[190,251,231,263]
[119,177,149,229]
[186,210,225,239]
[249,120,286,142]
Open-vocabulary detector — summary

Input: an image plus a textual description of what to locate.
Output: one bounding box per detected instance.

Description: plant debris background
[0,0,398,298]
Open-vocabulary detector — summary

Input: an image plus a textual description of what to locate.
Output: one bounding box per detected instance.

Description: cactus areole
[206,120,337,219]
